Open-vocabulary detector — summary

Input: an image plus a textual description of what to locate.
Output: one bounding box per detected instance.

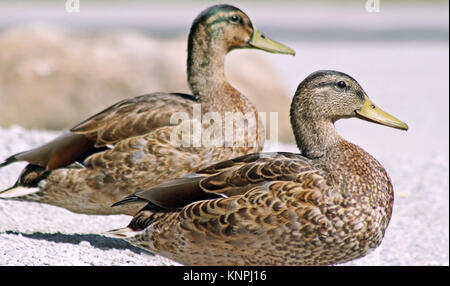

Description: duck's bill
[249,29,295,56]
[356,94,408,131]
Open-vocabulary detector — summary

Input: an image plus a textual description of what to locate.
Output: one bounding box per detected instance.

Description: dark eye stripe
[311,81,333,90]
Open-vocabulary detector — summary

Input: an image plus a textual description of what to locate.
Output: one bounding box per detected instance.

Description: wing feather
[114,152,319,210]
[71,93,196,147]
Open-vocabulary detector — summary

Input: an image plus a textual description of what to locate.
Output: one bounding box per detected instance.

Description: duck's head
[292,70,408,130]
[189,4,295,55]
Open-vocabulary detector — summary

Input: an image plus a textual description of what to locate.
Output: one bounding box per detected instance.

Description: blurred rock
[0,24,294,143]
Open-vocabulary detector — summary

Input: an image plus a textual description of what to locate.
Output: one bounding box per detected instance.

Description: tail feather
[103,227,138,239]
[0,186,40,198]
[0,185,17,194]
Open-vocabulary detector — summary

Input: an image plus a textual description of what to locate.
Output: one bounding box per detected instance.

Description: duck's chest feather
[317,140,394,213]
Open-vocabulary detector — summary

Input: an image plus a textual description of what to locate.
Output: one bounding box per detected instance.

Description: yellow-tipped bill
[249,29,295,56]
[356,94,408,131]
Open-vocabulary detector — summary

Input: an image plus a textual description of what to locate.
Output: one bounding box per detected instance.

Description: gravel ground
[0,125,448,266]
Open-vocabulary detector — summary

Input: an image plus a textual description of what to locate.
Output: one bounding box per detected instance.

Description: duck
[0,4,295,215]
[107,70,408,266]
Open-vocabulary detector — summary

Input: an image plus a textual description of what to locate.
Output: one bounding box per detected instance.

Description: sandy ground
[0,2,448,266]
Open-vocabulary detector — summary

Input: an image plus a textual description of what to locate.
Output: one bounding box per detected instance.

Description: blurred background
[0,0,448,156]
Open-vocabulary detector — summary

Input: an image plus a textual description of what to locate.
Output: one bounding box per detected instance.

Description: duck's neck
[187,25,240,109]
[185,24,264,150]
[291,115,343,159]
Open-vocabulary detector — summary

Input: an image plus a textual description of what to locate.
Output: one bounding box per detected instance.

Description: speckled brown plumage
[0,5,294,215]
[109,70,408,265]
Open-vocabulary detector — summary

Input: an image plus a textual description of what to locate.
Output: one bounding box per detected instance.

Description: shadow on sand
[3,230,150,255]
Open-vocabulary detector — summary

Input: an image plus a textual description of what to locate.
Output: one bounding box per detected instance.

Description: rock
[78,241,91,248]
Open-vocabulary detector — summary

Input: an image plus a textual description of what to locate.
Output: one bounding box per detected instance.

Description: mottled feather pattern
[38,132,260,214]
[123,143,393,265]
[71,93,197,147]
[197,153,313,197]
[5,86,264,215]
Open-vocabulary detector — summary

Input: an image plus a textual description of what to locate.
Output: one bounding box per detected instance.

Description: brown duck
[108,70,408,266]
[0,5,295,215]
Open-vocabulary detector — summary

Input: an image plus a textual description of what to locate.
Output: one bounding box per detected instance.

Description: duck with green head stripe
[0,5,295,216]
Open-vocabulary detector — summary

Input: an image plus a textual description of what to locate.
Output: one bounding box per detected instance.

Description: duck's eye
[337,81,347,89]
[230,15,241,23]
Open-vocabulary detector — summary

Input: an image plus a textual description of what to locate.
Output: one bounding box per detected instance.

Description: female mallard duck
[0,4,295,215]
[108,70,408,266]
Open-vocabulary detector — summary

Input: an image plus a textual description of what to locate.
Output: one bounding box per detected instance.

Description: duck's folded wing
[71,92,196,147]
[122,159,329,247]
[197,152,314,197]
[177,177,329,246]
[113,152,315,210]
[113,174,221,209]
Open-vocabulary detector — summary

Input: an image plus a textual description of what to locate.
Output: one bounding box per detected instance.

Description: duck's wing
[111,152,330,249]
[113,152,316,210]
[0,93,196,171]
[197,152,314,197]
[71,92,196,147]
